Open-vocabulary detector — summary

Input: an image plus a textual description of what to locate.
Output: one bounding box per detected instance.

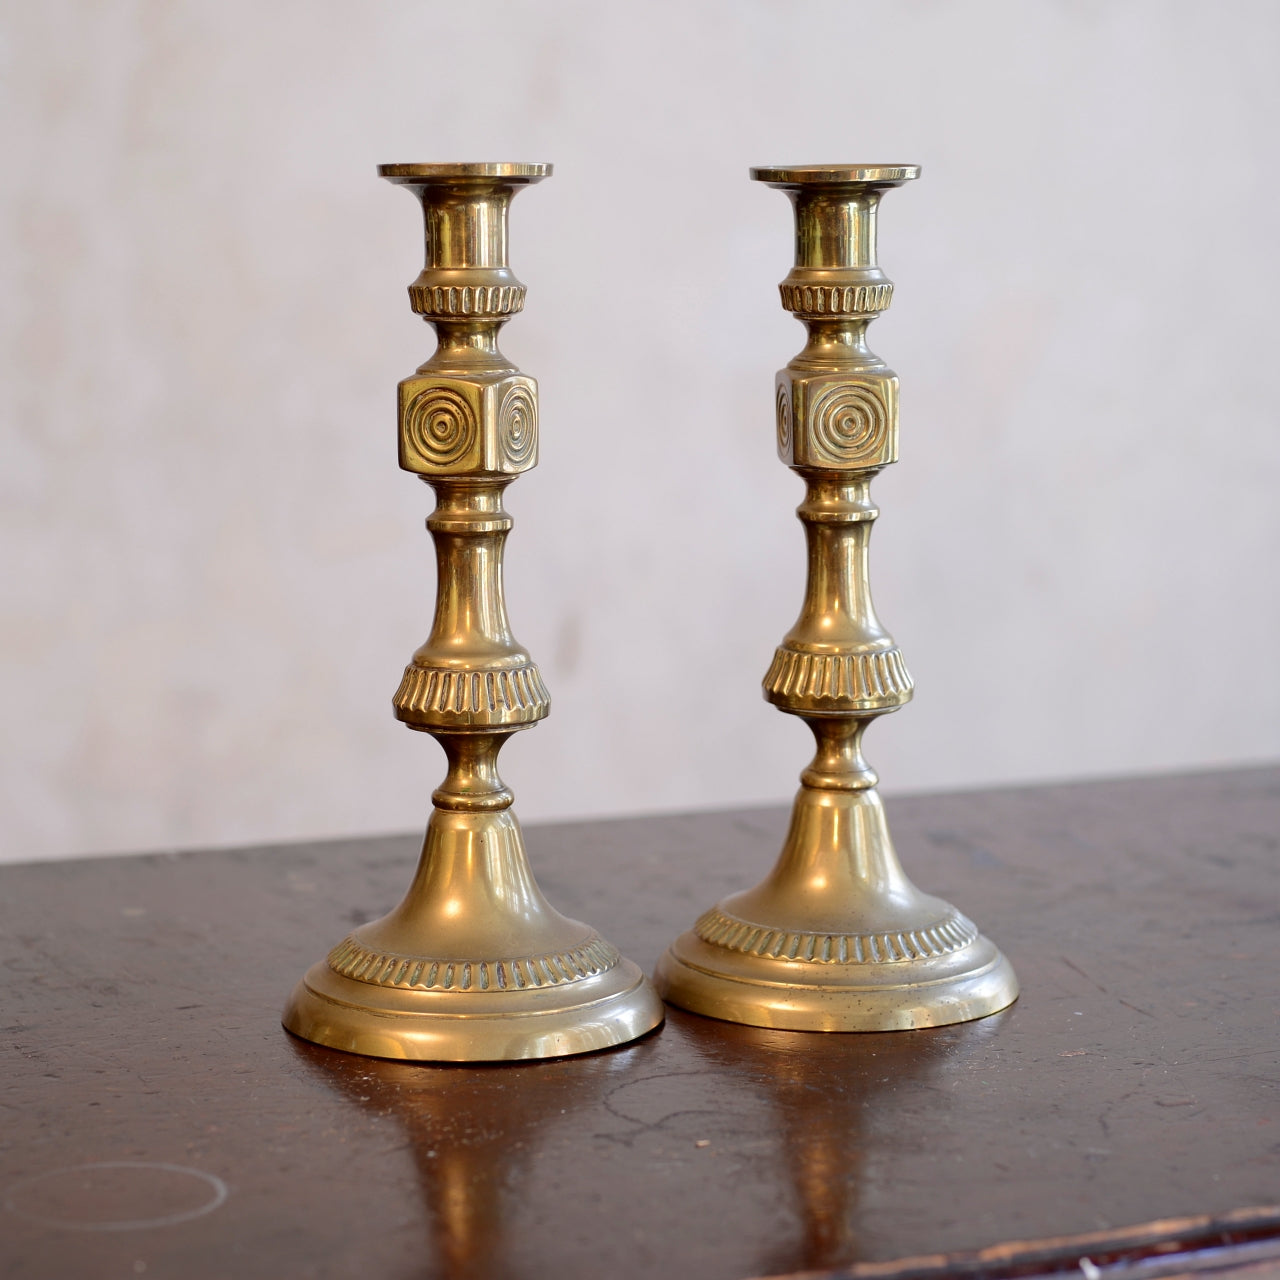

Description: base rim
[654,937,1018,1033]
[283,957,665,1062]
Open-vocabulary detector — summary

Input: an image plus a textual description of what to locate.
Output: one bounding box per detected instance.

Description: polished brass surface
[656,164,1018,1031]
[283,163,663,1061]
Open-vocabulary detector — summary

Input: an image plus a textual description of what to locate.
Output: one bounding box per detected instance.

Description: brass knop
[775,369,898,469]
[397,373,538,476]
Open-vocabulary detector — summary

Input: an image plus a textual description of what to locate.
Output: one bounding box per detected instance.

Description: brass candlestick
[283,162,663,1061]
[656,165,1018,1031]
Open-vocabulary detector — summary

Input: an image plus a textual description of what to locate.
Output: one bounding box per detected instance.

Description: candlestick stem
[656,165,1018,1030]
[284,163,663,1060]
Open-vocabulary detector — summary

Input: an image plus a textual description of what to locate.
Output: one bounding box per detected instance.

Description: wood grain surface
[2,767,1279,1280]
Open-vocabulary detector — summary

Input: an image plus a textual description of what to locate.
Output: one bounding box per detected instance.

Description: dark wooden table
[3,767,1280,1280]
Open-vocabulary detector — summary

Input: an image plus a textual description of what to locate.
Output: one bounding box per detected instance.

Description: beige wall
[3,0,1277,862]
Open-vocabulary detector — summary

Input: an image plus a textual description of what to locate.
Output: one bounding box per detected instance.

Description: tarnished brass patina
[283,163,663,1061]
[656,165,1018,1031]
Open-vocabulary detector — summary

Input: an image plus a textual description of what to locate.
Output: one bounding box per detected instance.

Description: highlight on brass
[655,164,1018,1031]
[283,163,663,1061]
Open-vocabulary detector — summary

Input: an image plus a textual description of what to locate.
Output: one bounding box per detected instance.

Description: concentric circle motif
[498,383,537,468]
[405,387,476,467]
[776,383,792,455]
[810,382,887,465]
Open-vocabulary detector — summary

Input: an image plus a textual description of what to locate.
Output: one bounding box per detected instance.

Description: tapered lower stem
[283,799,661,1059]
[655,725,1017,1031]
[285,730,662,1060]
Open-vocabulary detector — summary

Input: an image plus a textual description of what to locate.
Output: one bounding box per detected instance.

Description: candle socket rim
[750,164,920,187]
[378,162,552,184]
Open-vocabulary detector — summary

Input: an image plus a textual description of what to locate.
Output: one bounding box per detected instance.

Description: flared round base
[283,956,664,1062]
[654,929,1018,1032]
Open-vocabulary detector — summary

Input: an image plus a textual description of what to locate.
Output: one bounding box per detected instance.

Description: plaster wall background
[2,0,1277,863]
